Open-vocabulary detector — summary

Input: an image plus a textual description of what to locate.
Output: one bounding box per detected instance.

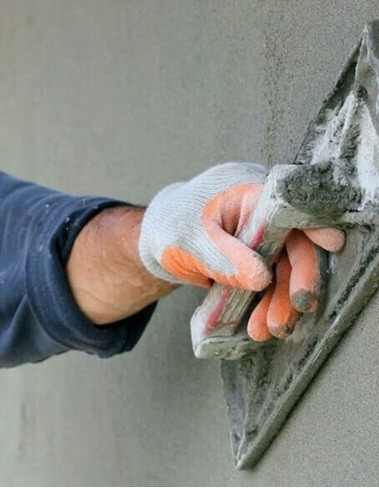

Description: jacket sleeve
[0,171,157,368]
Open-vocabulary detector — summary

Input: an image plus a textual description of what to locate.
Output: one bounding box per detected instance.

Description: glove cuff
[139,183,186,284]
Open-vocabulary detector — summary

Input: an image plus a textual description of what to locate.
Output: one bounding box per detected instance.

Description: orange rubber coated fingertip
[286,230,322,313]
[303,228,345,252]
[247,284,275,342]
[267,252,300,339]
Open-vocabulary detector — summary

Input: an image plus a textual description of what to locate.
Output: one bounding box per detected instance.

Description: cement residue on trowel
[303,85,379,209]
[276,159,362,219]
[355,102,379,203]
[309,94,354,165]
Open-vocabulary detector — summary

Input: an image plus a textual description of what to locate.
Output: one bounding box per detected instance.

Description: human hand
[247,228,343,341]
[139,163,345,340]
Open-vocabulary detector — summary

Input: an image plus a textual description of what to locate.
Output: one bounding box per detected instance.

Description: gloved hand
[139,163,345,341]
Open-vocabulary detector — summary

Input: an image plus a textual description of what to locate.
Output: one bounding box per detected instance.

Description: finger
[247,283,275,342]
[267,251,300,339]
[204,221,272,290]
[302,227,345,252]
[286,230,322,313]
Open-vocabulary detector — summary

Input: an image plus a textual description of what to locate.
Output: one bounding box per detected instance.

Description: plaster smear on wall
[221,21,379,470]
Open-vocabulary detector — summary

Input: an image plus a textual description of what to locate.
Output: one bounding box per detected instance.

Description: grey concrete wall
[0,0,379,485]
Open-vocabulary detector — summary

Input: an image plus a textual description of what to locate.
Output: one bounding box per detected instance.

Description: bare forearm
[65,206,177,325]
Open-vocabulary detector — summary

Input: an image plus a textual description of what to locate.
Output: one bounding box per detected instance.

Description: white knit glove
[139,162,271,290]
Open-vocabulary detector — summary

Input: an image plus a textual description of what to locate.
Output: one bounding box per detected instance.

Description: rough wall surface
[1,0,379,485]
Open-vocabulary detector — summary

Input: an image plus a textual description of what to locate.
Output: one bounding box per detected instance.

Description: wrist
[66,205,177,325]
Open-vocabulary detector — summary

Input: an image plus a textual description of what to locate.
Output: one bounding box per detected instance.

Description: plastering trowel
[190,21,379,469]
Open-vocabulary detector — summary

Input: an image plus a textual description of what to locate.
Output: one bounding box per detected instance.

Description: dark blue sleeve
[0,171,157,368]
